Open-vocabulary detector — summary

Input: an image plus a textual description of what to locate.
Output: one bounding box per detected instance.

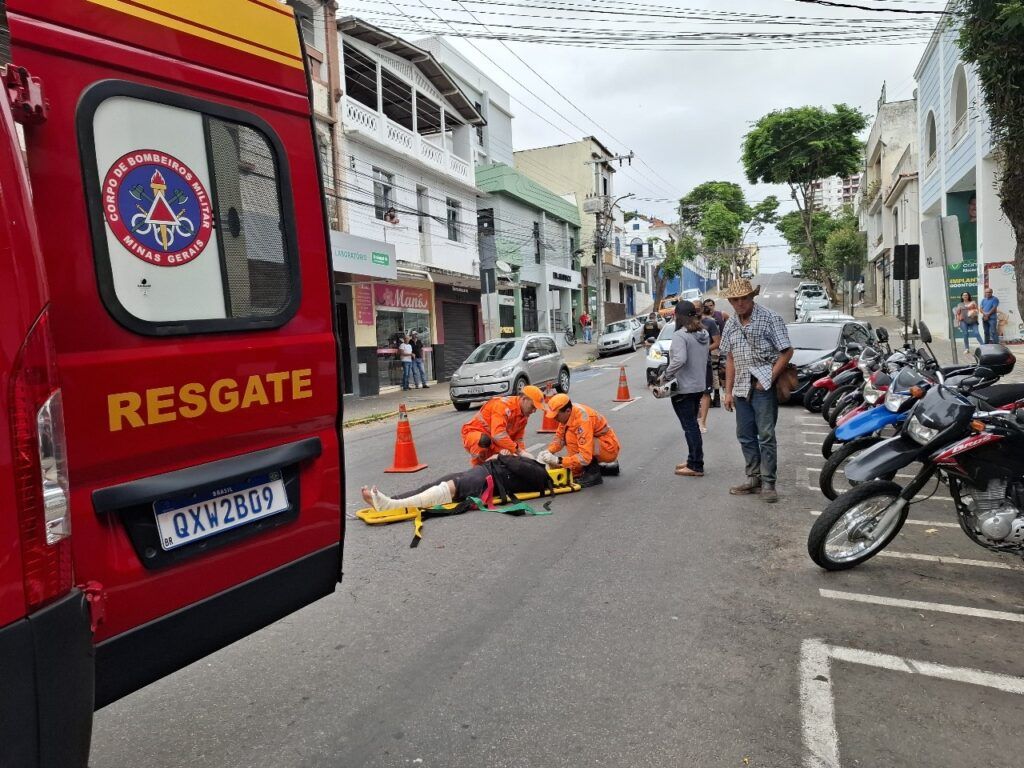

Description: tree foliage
[651,233,697,311]
[741,104,867,264]
[678,181,748,230]
[956,0,1024,317]
[777,205,863,290]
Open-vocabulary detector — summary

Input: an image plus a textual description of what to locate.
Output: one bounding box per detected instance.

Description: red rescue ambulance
[0,2,344,765]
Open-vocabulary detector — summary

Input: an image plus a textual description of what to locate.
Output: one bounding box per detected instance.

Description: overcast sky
[344,0,943,271]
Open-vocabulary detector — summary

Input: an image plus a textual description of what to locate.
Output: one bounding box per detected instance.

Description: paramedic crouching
[536,394,620,487]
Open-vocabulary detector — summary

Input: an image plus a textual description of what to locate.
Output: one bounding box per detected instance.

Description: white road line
[808,510,958,528]
[878,551,1024,570]
[803,431,831,437]
[611,396,643,411]
[805,466,917,481]
[804,452,823,458]
[801,638,1024,767]
[819,588,1024,623]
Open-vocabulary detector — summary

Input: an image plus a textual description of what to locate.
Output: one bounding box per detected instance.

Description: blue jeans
[960,321,984,351]
[735,387,779,486]
[984,316,999,344]
[401,360,414,389]
[412,358,427,386]
[583,325,592,343]
[671,393,704,472]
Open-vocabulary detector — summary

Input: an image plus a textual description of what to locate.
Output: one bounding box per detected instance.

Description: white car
[645,321,676,384]
[795,288,831,319]
[597,318,645,357]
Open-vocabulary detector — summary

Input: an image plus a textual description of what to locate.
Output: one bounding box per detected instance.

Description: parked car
[785,320,875,403]
[449,334,570,411]
[800,310,856,323]
[741,269,754,279]
[657,288,702,319]
[792,266,803,278]
[795,281,823,296]
[795,288,831,319]
[598,318,645,357]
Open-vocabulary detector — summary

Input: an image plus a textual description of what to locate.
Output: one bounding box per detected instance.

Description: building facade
[811,174,862,213]
[514,138,645,327]
[914,9,1020,344]
[334,17,487,391]
[859,89,920,322]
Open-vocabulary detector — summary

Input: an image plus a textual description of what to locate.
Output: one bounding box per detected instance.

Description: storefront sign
[374,283,431,311]
[551,271,572,283]
[330,230,397,280]
[545,265,581,289]
[354,282,374,326]
[450,285,470,294]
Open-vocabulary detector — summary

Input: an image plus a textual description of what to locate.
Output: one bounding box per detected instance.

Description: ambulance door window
[80,85,299,335]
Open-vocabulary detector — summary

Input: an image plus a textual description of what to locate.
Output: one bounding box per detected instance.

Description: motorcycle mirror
[874,327,889,343]
[918,321,932,344]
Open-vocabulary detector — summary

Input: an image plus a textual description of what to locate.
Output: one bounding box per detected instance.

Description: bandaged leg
[368,481,454,512]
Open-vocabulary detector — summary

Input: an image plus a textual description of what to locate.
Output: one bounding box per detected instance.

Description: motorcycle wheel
[821,428,840,459]
[818,436,885,500]
[803,385,829,413]
[822,384,856,424]
[807,480,907,571]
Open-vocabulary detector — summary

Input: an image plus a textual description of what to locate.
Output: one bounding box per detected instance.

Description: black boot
[599,461,620,476]
[712,390,721,408]
[577,462,603,488]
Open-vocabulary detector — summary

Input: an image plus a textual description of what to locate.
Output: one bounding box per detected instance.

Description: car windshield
[466,339,523,363]
[803,291,825,299]
[657,322,676,340]
[786,324,841,350]
[660,299,676,311]
[606,322,629,333]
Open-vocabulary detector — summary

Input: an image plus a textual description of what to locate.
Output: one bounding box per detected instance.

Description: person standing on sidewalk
[662,300,710,477]
[719,279,793,503]
[955,291,984,352]
[410,331,429,389]
[981,287,1000,344]
[580,310,592,343]
[398,334,415,391]
[703,298,729,408]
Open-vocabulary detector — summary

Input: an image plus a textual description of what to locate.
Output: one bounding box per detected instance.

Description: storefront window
[376,309,433,386]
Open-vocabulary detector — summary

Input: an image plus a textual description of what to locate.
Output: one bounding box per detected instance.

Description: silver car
[795,288,831,319]
[597,318,645,357]
[645,320,676,384]
[449,334,570,411]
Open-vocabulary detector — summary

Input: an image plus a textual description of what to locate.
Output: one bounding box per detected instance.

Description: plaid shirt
[719,303,792,398]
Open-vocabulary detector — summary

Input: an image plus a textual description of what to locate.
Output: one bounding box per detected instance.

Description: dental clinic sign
[329,230,397,280]
[374,284,430,311]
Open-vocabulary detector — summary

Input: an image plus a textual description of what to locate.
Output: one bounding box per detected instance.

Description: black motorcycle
[808,343,1024,570]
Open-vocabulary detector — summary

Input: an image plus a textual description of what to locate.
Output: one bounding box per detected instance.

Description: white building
[914,6,1020,344]
[859,87,920,322]
[811,174,862,212]
[335,17,487,388]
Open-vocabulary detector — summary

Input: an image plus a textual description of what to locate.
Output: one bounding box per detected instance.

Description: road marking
[611,396,643,411]
[800,638,1024,768]
[808,510,958,528]
[878,551,1024,570]
[803,431,831,437]
[819,588,1024,623]
[805,466,917,480]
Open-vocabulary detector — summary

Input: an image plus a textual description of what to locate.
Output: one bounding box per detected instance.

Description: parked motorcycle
[807,343,1024,570]
[803,347,858,413]
[819,368,894,460]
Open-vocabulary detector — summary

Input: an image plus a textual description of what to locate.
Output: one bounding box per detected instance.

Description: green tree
[776,205,862,292]
[741,104,867,265]
[652,233,697,313]
[678,181,748,230]
[956,1,1024,317]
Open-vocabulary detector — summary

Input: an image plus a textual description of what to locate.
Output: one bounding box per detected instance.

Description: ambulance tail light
[10,308,73,611]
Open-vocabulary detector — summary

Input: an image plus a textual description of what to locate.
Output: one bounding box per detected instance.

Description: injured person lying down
[361,454,558,512]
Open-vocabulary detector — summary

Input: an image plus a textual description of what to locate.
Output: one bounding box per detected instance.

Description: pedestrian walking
[580,310,592,343]
[981,287,1000,344]
[398,333,414,391]
[955,291,984,352]
[662,300,711,477]
[719,279,794,503]
[855,279,865,305]
[410,331,429,388]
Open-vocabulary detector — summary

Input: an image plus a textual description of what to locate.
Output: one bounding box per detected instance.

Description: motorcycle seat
[974,383,1024,408]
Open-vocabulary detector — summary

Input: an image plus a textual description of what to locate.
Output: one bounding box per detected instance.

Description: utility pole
[583,149,634,337]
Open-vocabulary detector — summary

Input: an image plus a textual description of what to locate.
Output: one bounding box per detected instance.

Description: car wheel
[513,376,528,395]
[453,401,470,411]
[557,367,571,393]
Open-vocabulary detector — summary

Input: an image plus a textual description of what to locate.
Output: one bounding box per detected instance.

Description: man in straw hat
[717,278,793,503]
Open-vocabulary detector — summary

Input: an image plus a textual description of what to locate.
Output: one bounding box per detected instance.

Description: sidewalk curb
[343,398,452,428]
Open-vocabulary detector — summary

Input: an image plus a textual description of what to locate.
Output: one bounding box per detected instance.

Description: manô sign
[374,283,431,311]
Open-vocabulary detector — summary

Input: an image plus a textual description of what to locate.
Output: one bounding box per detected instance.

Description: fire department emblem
[101,150,214,267]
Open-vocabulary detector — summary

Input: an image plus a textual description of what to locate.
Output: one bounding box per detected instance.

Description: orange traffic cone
[537,385,559,434]
[385,404,427,473]
[613,366,633,402]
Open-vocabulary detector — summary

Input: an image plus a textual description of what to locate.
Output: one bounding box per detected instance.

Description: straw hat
[722,278,761,299]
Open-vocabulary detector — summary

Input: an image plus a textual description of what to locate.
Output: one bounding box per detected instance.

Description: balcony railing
[951,112,968,145]
[341,96,474,186]
[925,152,937,178]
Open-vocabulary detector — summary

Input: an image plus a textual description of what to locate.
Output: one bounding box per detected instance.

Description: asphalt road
[91,273,1024,767]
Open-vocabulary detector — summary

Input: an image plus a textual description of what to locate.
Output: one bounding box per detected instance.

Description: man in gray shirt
[718,280,793,503]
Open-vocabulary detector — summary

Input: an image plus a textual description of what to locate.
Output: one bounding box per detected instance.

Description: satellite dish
[495,260,513,275]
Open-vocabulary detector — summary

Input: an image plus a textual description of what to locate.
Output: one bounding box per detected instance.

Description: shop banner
[947,259,978,340]
[330,230,397,280]
[374,283,430,311]
[354,282,374,326]
[986,262,1023,342]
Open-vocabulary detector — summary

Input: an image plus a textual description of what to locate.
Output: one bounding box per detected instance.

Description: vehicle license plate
[154,471,289,551]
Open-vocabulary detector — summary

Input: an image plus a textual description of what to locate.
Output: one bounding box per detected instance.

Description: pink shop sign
[374,283,431,311]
